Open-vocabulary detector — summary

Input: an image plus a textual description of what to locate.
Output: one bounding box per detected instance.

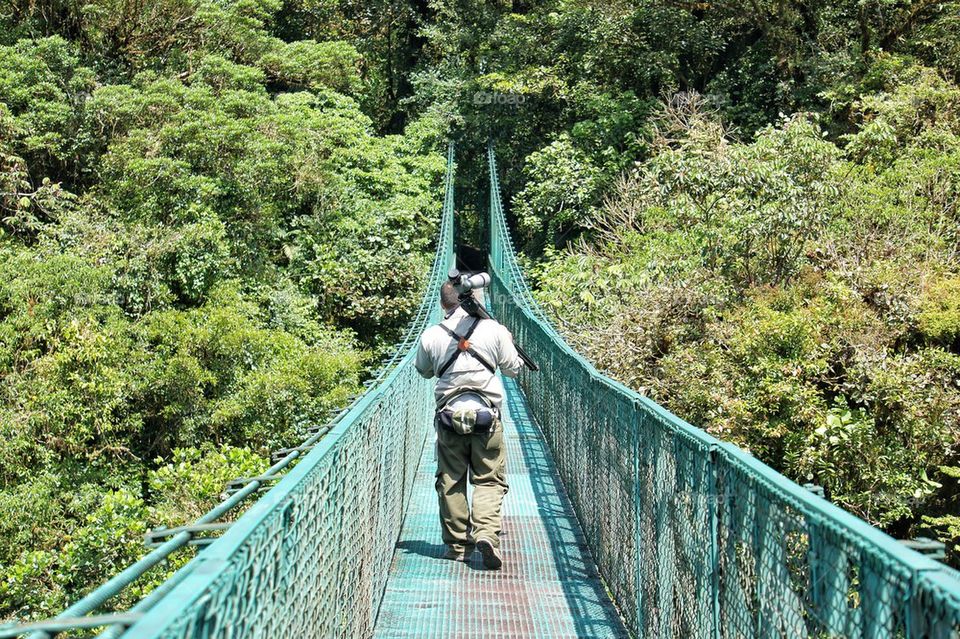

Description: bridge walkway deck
[373,377,629,639]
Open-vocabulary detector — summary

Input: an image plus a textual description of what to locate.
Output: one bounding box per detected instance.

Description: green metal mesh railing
[117,147,455,639]
[486,141,960,639]
[0,144,455,639]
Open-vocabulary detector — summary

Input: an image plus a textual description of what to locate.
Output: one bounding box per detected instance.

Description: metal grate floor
[373,377,629,638]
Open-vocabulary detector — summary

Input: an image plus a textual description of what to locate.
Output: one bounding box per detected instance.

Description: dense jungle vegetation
[2,0,959,623]
[0,0,448,620]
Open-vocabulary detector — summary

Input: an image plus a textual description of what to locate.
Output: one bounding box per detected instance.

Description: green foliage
[0,0,448,621]
[537,84,960,542]
[918,277,960,347]
[148,445,269,526]
[791,401,931,526]
[192,55,266,92]
[561,101,842,288]
[0,444,268,619]
[0,476,147,618]
[0,260,365,472]
[908,1,960,81]
[844,64,960,166]
[514,134,604,250]
[142,286,364,450]
[259,40,360,93]
[77,73,444,330]
[919,464,960,564]
[926,513,960,564]
[0,37,92,163]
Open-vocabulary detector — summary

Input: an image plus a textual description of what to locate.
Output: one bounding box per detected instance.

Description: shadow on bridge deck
[373,377,629,639]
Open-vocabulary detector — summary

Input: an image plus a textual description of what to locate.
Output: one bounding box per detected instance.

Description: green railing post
[708,446,721,639]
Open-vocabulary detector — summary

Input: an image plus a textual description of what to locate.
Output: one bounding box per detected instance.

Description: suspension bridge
[2,143,960,639]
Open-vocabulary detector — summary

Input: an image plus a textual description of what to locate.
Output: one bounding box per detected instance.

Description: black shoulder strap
[436,318,496,378]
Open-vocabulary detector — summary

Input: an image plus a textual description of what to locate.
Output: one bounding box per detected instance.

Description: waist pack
[435,391,499,435]
[436,407,498,435]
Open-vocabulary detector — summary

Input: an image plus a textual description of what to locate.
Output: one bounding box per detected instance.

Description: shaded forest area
[2,0,959,622]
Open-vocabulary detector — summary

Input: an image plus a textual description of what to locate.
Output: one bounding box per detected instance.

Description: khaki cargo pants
[435,423,508,552]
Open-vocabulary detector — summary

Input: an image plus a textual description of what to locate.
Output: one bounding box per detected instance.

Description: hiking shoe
[475,538,502,570]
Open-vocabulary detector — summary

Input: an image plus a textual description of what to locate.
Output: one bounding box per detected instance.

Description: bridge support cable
[485,140,960,638]
[0,143,457,639]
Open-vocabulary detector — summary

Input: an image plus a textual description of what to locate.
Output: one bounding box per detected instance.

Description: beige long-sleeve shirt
[415,306,523,410]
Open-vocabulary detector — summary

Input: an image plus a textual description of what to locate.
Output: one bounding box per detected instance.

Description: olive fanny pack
[436,401,499,435]
[435,388,500,435]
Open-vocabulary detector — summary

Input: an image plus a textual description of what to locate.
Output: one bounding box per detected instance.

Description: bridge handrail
[0,143,456,639]
[486,141,960,638]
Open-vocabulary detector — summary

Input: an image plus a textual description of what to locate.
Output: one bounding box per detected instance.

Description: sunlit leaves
[536,85,960,549]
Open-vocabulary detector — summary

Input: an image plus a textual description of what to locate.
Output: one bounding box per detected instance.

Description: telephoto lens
[448,268,491,294]
[463,272,491,290]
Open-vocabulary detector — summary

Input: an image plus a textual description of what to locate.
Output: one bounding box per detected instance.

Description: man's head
[440,282,460,311]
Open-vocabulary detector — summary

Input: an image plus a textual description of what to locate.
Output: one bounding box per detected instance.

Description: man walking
[415,279,524,569]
